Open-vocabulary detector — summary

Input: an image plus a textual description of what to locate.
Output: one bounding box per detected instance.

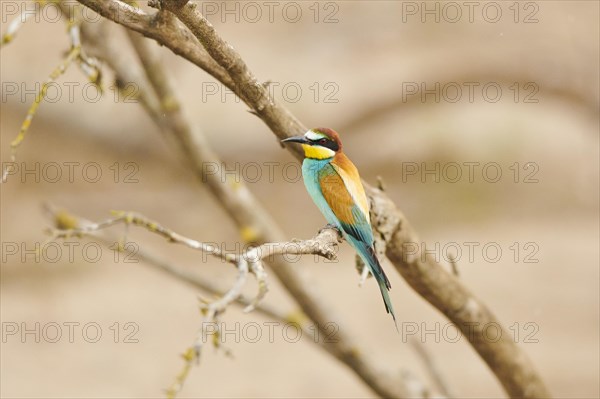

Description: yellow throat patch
[301,144,335,160]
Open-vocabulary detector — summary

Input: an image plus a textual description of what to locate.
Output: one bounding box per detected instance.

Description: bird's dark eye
[318,138,328,144]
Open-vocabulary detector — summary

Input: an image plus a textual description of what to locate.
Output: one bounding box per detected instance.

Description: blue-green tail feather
[348,237,398,330]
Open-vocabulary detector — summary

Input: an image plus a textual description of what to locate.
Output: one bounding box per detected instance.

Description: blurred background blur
[1,1,598,398]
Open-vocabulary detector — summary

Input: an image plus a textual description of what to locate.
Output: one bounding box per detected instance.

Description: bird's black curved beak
[281,136,309,144]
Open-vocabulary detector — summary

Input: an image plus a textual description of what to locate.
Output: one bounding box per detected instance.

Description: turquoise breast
[302,158,341,229]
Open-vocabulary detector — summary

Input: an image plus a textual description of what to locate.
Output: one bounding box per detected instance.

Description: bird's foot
[319,223,342,240]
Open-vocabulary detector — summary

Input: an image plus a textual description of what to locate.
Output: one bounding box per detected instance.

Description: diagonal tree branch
[73,0,550,397]
[74,0,306,144]
[73,0,234,89]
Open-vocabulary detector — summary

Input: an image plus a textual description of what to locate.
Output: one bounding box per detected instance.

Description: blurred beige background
[1,1,598,398]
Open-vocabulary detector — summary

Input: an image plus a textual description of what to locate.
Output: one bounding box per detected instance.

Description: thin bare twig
[42,204,301,336]
[448,253,460,277]
[44,207,342,398]
[0,25,81,183]
[0,0,42,48]
[1,5,102,183]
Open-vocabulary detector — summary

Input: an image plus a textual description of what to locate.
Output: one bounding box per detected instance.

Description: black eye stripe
[311,137,339,151]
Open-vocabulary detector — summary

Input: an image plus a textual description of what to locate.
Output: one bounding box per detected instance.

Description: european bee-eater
[282,128,396,326]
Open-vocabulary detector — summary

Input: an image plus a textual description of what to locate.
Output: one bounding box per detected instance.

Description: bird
[281,128,397,327]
